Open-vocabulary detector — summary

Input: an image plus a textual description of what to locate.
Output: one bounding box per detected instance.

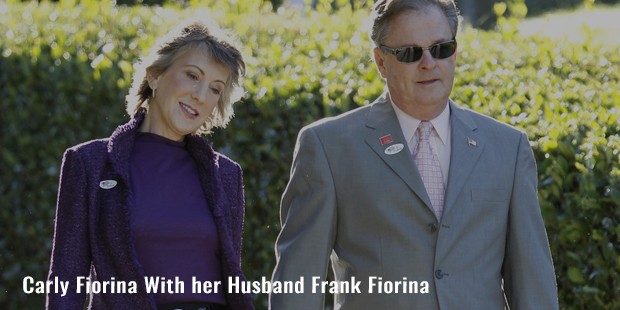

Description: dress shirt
[391,100,451,187]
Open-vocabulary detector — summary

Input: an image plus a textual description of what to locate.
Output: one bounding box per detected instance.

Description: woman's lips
[179,102,199,119]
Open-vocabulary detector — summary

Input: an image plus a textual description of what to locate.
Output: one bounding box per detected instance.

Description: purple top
[129,132,225,305]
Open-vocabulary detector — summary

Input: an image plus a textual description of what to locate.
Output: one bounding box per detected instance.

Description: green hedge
[1,1,618,309]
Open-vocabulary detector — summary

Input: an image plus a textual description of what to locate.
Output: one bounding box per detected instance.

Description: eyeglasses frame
[379,38,458,63]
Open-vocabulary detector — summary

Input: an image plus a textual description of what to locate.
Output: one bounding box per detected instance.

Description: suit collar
[364,92,391,129]
[364,93,434,212]
[448,100,477,131]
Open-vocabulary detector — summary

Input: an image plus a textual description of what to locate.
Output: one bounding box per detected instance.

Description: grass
[518,4,620,46]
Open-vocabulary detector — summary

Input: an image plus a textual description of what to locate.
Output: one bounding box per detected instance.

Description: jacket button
[427,223,438,233]
[435,270,444,279]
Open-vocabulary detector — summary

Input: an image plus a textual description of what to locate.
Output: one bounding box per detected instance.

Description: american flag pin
[380,134,393,145]
[468,137,477,147]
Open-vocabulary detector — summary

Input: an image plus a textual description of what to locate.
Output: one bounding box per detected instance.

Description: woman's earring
[152,87,156,98]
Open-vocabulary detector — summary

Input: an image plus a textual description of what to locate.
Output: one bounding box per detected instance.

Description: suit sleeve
[46,149,91,309]
[270,127,337,310]
[502,133,559,309]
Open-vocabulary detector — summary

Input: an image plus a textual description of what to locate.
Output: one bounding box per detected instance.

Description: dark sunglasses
[380,39,457,63]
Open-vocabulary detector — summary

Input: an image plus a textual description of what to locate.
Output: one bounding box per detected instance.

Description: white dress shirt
[391,101,451,187]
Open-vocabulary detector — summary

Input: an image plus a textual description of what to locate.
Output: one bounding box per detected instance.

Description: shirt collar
[391,100,451,146]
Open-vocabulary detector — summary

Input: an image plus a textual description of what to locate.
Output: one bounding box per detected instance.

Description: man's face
[373,7,456,119]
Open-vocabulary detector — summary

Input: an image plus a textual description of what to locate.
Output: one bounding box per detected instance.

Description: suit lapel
[364,94,434,211]
[444,101,484,217]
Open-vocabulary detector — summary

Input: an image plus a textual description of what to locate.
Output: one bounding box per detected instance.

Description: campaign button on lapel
[384,143,404,155]
[99,180,118,189]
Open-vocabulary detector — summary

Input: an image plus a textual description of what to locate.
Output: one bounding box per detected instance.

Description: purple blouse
[129,132,225,305]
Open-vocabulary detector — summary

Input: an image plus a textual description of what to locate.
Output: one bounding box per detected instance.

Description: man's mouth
[418,79,439,85]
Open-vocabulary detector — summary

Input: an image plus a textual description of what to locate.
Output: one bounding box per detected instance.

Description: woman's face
[143,48,229,141]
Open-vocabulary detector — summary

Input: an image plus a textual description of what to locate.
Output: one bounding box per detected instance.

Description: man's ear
[373,47,387,79]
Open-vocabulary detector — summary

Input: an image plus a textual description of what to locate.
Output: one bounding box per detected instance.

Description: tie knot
[417,121,433,141]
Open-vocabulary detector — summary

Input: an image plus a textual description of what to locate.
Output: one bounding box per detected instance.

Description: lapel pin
[468,137,477,147]
[384,143,404,155]
[380,134,393,146]
[99,180,118,189]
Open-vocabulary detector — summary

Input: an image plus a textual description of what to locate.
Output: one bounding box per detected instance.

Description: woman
[46,19,254,310]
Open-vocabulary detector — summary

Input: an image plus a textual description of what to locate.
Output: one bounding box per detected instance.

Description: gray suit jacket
[270,93,558,309]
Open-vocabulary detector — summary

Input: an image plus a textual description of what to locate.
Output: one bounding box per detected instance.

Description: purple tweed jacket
[46,110,254,310]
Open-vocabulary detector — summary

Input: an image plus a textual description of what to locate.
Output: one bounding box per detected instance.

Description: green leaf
[567,267,586,284]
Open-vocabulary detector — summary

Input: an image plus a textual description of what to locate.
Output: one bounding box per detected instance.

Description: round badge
[99,180,118,189]
[384,143,404,155]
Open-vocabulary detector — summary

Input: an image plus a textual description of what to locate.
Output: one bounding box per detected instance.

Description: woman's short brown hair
[126,18,245,134]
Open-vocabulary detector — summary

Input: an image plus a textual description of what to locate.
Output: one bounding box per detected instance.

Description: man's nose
[418,49,437,69]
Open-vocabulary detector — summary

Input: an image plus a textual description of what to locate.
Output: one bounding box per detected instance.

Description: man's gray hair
[369,0,461,47]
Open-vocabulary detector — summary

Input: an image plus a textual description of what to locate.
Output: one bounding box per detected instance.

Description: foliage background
[1,0,619,309]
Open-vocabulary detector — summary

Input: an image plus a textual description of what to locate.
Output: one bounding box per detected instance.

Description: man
[270,0,559,309]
